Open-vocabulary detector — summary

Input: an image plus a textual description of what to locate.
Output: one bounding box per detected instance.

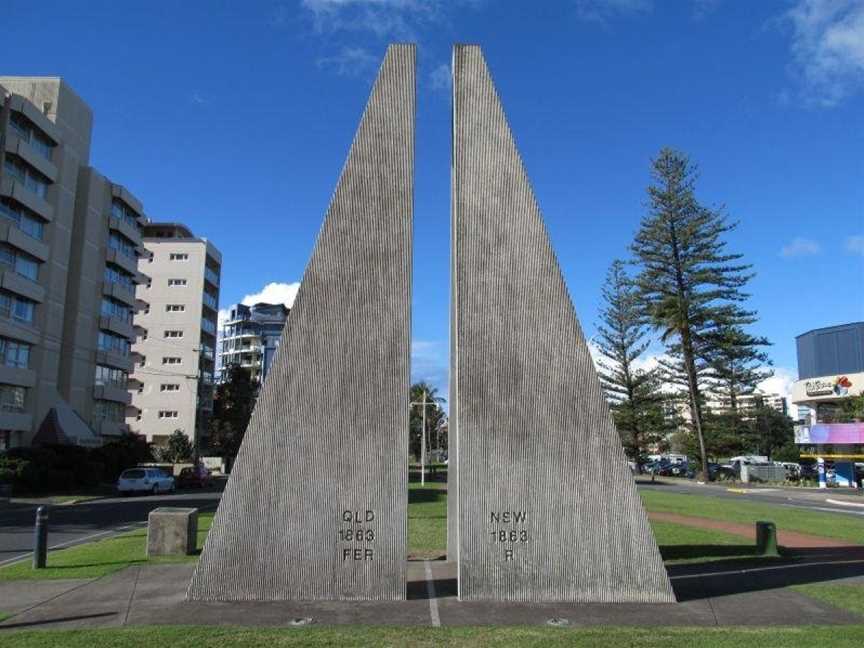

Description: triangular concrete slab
[448,45,674,603]
[188,44,415,601]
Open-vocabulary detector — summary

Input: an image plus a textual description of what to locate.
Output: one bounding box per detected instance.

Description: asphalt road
[639,478,864,517]
[0,489,222,567]
[1,478,862,568]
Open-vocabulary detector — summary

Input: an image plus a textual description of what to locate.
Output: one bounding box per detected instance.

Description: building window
[204,266,219,286]
[168,278,187,287]
[162,357,181,365]
[170,253,189,261]
[97,330,130,356]
[108,232,137,260]
[201,317,216,334]
[101,297,133,323]
[9,112,54,161]
[93,400,124,422]
[0,199,45,240]
[0,244,39,281]
[104,264,135,291]
[158,410,179,419]
[0,337,30,369]
[165,304,185,312]
[164,330,183,338]
[3,156,50,198]
[160,384,180,392]
[0,384,26,412]
[0,292,35,324]
[94,364,128,389]
[110,199,141,230]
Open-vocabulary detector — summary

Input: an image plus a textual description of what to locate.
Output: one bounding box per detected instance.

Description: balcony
[108,214,143,246]
[4,133,58,183]
[102,280,136,306]
[110,185,146,224]
[105,247,138,275]
[95,350,134,373]
[0,365,37,388]
[0,177,53,221]
[9,96,60,145]
[0,268,44,303]
[94,384,132,405]
[94,419,129,438]
[0,221,49,262]
[204,267,219,287]
[0,411,32,432]
[0,318,38,345]
[99,315,134,339]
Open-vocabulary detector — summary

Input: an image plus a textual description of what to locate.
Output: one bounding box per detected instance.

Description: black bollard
[33,505,48,569]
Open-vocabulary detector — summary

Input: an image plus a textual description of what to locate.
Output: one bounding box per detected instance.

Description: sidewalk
[1,558,862,631]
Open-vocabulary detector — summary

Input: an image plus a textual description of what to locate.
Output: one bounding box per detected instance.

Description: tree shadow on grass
[409,489,447,504]
[661,544,760,562]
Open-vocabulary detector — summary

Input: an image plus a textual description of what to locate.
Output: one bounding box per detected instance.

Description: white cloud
[692,0,721,21]
[316,47,377,76]
[429,63,451,91]
[785,0,864,106]
[780,237,822,257]
[845,234,864,256]
[239,281,301,309]
[411,339,448,407]
[573,0,653,23]
[301,0,441,38]
[758,367,797,410]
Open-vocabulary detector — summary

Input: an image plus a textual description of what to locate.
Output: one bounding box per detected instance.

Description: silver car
[116,468,175,496]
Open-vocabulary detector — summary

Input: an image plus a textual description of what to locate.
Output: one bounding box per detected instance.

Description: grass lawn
[408,479,447,558]
[650,520,761,563]
[3,625,864,647]
[640,489,864,545]
[0,513,213,581]
[792,582,864,616]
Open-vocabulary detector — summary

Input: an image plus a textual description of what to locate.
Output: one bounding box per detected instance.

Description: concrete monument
[448,45,674,603]
[187,44,415,601]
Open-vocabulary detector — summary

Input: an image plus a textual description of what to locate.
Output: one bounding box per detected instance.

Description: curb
[826,498,864,509]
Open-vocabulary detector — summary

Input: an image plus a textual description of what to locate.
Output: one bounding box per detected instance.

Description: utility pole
[410,388,439,486]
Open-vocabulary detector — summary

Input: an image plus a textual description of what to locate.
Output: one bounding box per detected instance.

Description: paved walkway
[648,511,853,548]
[1,557,863,631]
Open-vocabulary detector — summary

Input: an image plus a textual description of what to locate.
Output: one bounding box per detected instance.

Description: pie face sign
[805,376,853,397]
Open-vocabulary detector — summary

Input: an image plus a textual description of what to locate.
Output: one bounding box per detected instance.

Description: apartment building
[0,76,151,448]
[218,302,288,385]
[127,223,221,449]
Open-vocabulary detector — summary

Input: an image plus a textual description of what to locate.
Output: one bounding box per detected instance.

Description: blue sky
[4,0,863,404]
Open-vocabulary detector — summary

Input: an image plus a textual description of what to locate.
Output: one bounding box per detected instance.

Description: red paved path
[648,511,852,548]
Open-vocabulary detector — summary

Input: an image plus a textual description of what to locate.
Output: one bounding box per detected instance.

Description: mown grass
[650,520,762,563]
[408,478,447,558]
[793,582,864,616]
[0,513,213,581]
[640,489,864,545]
[3,625,864,647]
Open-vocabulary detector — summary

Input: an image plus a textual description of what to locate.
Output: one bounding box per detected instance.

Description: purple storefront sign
[795,423,864,445]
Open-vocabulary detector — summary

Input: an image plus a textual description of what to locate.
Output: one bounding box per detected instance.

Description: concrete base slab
[1,559,862,631]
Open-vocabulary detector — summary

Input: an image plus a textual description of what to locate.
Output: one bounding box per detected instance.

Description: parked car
[176,466,211,489]
[117,468,175,496]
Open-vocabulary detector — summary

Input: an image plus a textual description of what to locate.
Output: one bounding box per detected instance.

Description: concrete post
[756,521,780,557]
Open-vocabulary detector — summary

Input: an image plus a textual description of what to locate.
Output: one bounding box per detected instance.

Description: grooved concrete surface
[449,45,674,602]
[187,44,415,601]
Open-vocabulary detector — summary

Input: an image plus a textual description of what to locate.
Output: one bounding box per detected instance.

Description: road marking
[0,524,140,567]
[424,561,441,627]
[826,498,864,509]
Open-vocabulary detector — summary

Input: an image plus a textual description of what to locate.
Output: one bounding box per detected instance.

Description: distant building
[218,302,289,385]
[791,322,864,470]
[708,392,788,418]
[126,223,221,450]
[0,76,149,448]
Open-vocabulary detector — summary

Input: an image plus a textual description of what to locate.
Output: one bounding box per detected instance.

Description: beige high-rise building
[127,223,221,450]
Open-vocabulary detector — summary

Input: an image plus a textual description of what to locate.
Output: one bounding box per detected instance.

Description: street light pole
[410,389,440,487]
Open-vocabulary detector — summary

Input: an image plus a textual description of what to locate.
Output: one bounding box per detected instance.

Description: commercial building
[792,322,864,486]
[0,76,150,448]
[127,223,221,450]
[218,302,288,385]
